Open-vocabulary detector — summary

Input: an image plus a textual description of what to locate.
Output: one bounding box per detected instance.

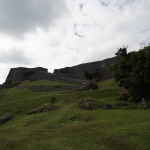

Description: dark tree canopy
[114,46,150,102]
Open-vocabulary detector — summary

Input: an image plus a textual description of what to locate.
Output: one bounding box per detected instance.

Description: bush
[50,97,56,103]
[54,85,61,88]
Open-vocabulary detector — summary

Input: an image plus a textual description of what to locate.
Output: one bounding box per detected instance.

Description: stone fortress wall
[0,56,120,89]
[36,71,85,85]
[53,56,120,81]
[5,67,47,84]
[54,56,119,74]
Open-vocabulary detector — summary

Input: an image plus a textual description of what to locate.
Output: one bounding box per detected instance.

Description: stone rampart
[47,73,85,80]
[54,56,120,81]
[17,85,78,92]
[1,56,120,89]
[54,56,120,74]
[5,67,47,84]
[36,72,85,85]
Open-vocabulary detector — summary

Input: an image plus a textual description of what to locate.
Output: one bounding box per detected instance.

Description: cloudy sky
[0,0,150,83]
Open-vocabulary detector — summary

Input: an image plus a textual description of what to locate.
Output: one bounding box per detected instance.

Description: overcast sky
[0,0,150,84]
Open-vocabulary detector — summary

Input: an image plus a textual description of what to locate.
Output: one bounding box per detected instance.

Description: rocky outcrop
[0,113,12,124]
[139,98,148,109]
[113,101,128,108]
[80,80,98,91]
[118,88,129,101]
[28,103,55,114]
[77,99,99,110]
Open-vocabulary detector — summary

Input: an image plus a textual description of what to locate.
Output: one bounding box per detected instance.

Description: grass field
[0,79,150,150]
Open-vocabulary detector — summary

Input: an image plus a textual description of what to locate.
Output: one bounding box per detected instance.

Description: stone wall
[36,72,85,85]
[4,67,48,84]
[54,56,120,80]
[17,85,78,92]
[0,84,11,88]
[40,72,85,80]
[54,56,120,74]
[99,70,116,81]
[1,56,120,89]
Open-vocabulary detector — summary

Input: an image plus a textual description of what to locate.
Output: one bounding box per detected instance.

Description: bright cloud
[0,0,150,83]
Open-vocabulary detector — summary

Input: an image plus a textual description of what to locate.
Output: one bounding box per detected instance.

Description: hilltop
[0,49,150,150]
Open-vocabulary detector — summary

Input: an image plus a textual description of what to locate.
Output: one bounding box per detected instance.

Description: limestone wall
[50,73,85,80]
[54,56,120,80]
[17,85,78,92]
[36,72,85,85]
[1,56,120,89]
[54,56,120,74]
[5,67,48,84]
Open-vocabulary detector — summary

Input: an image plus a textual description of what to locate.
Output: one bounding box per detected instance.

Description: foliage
[114,46,150,102]
[28,103,55,115]
[50,97,56,103]
[54,85,61,88]
[83,69,103,81]
[115,47,127,57]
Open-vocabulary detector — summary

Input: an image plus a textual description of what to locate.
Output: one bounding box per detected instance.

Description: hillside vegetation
[114,45,150,102]
[0,78,150,150]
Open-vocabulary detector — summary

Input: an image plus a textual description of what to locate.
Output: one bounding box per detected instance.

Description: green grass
[0,78,150,150]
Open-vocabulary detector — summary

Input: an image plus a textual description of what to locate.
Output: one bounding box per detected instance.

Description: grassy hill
[0,79,150,150]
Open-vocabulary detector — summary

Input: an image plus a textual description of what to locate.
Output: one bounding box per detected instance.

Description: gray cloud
[0,49,30,65]
[0,0,68,37]
[0,0,150,84]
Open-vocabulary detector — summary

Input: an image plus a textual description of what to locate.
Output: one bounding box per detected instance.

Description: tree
[115,47,127,58]
[114,46,150,102]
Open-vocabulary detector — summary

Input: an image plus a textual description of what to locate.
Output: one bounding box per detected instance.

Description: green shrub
[54,85,61,88]
[50,97,56,103]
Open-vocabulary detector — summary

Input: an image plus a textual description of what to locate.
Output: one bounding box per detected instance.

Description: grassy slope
[0,79,150,150]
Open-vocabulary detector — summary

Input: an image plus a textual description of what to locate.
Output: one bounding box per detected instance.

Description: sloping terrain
[0,79,150,150]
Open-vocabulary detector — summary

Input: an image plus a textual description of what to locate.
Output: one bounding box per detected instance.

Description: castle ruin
[0,56,120,89]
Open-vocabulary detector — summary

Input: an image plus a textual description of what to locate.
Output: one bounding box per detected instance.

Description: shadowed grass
[0,78,150,150]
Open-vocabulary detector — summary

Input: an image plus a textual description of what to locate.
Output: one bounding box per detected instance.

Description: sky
[0,0,150,84]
